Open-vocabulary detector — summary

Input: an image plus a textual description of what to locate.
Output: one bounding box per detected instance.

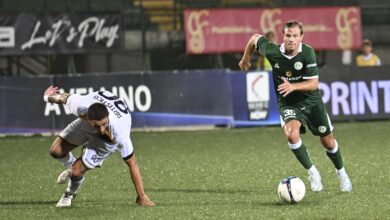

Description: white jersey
[64,91,133,159]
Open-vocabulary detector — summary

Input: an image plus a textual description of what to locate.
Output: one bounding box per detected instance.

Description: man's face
[88,117,109,135]
[283,26,303,54]
[361,45,372,55]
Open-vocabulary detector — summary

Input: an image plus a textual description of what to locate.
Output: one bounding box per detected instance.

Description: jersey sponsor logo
[294,62,303,70]
[306,63,317,68]
[286,71,293,77]
[274,63,280,68]
[318,126,327,133]
[283,75,302,81]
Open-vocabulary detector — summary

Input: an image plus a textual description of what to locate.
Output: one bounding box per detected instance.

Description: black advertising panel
[0,71,233,133]
[0,12,123,55]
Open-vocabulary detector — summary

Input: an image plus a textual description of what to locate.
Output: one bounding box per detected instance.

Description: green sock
[326,147,344,170]
[291,143,313,169]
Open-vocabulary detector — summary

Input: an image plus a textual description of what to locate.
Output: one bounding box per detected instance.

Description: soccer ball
[278,176,306,204]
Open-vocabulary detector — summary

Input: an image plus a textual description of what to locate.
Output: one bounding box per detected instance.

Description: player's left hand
[277,77,296,97]
[239,58,251,71]
[44,85,60,96]
[135,195,156,207]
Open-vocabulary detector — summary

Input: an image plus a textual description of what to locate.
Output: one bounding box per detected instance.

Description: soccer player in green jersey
[239,20,352,192]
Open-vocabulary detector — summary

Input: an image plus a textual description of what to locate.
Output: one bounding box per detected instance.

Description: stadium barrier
[0,67,389,134]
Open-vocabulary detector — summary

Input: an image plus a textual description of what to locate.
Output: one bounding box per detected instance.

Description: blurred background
[0,0,388,75]
[0,0,389,133]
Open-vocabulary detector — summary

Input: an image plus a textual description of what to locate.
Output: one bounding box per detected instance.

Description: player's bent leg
[50,137,77,169]
[320,134,352,192]
[283,120,301,144]
[284,120,323,192]
[56,159,88,208]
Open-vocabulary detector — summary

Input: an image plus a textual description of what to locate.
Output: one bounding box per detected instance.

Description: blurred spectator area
[1,0,389,31]
[0,0,389,75]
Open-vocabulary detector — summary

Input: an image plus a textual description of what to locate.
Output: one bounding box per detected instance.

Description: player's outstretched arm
[124,155,155,207]
[239,34,261,71]
[43,85,70,104]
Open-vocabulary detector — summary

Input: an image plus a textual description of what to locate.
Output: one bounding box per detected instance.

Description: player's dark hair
[87,103,109,121]
[283,20,303,35]
[362,39,373,47]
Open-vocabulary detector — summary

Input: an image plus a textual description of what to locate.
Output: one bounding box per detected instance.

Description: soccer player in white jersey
[43,85,155,207]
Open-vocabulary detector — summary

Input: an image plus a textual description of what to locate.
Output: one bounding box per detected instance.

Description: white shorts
[59,118,92,146]
[81,147,113,169]
[59,118,117,169]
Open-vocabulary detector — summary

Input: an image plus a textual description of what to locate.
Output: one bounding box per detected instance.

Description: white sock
[337,167,347,176]
[58,152,76,169]
[326,140,339,154]
[288,139,303,150]
[307,165,319,176]
[66,176,84,194]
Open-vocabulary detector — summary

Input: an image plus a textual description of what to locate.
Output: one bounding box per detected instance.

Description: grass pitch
[1,121,390,220]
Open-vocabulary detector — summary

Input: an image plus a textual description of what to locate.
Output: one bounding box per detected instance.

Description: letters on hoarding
[0,13,123,54]
[184,7,361,54]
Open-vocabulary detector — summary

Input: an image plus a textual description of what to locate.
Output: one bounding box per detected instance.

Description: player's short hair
[282,20,303,35]
[362,39,373,47]
[87,103,109,121]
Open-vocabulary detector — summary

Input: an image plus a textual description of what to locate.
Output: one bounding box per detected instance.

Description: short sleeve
[256,36,279,58]
[256,36,268,55]
[118,136,134,159]
[303,47,319,79]
[64,94,88,117]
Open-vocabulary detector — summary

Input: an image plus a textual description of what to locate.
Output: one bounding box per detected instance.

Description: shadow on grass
[146,188,258,195]
[144,187,335,207]
[0,200,57,206]
[255,200,317,207]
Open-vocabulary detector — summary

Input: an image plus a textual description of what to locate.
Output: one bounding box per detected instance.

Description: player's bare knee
[70,159,88,177]
[49,137,75,159]
[287,131,300,144]
[320,134,336,149]
[70,168,83,177]
[49,144,66,159]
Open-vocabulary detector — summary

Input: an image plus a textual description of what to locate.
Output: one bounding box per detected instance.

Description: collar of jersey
[362,53,373,60]
[279,43,302,60]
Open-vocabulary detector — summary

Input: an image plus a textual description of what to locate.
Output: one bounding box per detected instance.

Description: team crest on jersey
[294,62,303,70]
[286,71,293,77]
[318,126,327,133]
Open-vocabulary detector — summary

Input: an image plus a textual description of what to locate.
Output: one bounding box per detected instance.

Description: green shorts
[279,101,333,137]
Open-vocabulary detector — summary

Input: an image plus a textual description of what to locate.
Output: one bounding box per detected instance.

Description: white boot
[336,168,352,192]
[57,169,71,184]
[308,166,323,192]
[56,192,75,207]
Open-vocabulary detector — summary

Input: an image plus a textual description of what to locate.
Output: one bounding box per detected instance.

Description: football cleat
[308,172,323,192]
[56,192,76,208]
[337,170,352,192]
[57,169,71,184]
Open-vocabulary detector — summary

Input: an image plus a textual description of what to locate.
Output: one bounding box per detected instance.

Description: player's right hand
[135,195,156,207]
[239,59,251,71]
[44,85,60,96]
